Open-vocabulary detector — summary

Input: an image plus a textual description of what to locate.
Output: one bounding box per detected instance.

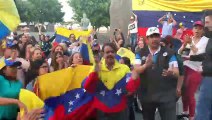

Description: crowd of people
[126,10,212,120]
[0,9,211,120]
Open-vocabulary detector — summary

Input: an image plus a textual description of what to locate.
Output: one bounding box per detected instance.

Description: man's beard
[204,28,212,38]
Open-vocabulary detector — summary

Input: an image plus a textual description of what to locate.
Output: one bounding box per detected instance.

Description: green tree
[16,0,64,23]
[68,0,110,28]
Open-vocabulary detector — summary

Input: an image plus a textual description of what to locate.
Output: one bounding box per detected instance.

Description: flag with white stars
[95,73,131,108]
[44,88,94,120]
[34,65,94,120]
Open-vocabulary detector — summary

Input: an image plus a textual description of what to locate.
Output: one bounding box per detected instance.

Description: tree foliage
[68,0,110,28]
[15,0,64,23]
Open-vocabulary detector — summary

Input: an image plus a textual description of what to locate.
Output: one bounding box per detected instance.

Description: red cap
[193,21,204,27]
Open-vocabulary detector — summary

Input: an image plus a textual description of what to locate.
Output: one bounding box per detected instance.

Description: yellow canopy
[133,0,212,12]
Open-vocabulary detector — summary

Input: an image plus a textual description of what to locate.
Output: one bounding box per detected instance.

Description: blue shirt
[135,47,178,68]
[26,81,34,92]
[152,54,178,68]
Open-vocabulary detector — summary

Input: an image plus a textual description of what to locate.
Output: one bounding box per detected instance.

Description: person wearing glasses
[25,59,49,91]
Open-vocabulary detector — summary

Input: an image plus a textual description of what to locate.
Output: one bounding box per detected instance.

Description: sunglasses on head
[40,65,48,68]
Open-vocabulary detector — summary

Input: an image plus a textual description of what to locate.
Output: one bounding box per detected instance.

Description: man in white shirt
[128,12,138,52]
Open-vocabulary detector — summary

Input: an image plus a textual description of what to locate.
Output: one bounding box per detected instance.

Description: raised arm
[158,15,166,24]
[171,15,177,26]
[178,43,187,55]
[49,34,56,43]
[132,12,138,22]
[112,37,121,49]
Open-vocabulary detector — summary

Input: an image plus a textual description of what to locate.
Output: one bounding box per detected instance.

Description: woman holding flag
[50,51,68,72]
[26,59,49,91]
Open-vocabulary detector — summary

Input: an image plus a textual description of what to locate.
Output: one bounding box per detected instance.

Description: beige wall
[110,0,132,45]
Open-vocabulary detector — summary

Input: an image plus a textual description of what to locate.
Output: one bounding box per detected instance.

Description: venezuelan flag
[55,27,91,43]
[80,39,94,65]
[132,0,212,36]
[83,60,140,113]
[55,28,94,64]
[35,65,96,120]
[0,0,20,40]
[44,88,95,120]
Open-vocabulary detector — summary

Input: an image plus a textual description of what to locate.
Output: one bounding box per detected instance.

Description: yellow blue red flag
[34,65,96,120]
[80,39,94,65]
[132,0,212,36]
[55,28,94,64]
[55,27,91,43]
[36,65,92,100]
[0,0,20,40]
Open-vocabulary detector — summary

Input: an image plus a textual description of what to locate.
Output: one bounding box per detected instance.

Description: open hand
[17,100,28,115]
[145,54,153,68]
[21,108,44,120]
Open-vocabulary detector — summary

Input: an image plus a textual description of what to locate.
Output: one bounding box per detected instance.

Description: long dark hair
[138,36,147,48]
[51,51,64,71]
[25,59,47,85]
[18,41,33,59]
[114,32,125,47]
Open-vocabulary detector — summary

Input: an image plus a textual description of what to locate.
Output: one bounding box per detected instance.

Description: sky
[58,0,74,22]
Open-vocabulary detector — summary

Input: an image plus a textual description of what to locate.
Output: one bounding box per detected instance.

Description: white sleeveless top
[184,36,209,71]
